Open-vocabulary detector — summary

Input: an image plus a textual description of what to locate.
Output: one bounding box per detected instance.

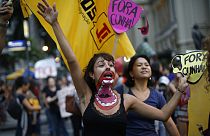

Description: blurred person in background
[192,24,205,50]
[58,75,82,136]
[0,79,7,124]
[27,78,41,136]
[0,0,13,53]
[42,76,69,136]
[169,74,190,136]
[157,76,176,136]
[14,76,41,136]
[0,2,13,123]
[151,61,164,88]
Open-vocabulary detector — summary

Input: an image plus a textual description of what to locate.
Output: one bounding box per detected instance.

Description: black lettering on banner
[182,67,188,75]
[110,0,138,29]
[189,54,195,63]
[184,52,206,65]
[112,0,137,17]
[196,52,202,62]
[184,54,189,65]
[96,23,111,43]
[110,14,134,28]
[80,0,96,21]
[182,64,206,75]
[87,6,97,21]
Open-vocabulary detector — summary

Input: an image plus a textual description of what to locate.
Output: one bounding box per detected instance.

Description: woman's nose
[105,64,111,70]
[141,65,146,69]
[105,67,110,71]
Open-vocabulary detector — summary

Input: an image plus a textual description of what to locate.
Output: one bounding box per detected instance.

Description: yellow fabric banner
[188,70,210,136]
[20,0,135,70]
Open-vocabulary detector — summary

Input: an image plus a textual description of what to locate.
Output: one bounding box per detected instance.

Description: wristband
[177,88,185,94]
[0,21,9,28]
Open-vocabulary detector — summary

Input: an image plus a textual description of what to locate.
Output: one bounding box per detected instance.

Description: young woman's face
[23,83,30,93]
[48,77,56,87]
[61,77,67,85]
[131,57,152,79]
[92,57,115,82]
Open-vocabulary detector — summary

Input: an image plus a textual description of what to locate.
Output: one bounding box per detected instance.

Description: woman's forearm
[51,21,77,64]
[51,21,88,98]
[161,91,182,121]
[164,117,180,136]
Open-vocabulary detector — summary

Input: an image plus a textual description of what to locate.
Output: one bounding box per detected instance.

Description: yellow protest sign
[20,0,135,71]
[188,70,210,136]
[171,51,207,83]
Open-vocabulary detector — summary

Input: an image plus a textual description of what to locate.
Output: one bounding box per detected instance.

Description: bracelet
[0,21,9,28]
[177,88,185,94]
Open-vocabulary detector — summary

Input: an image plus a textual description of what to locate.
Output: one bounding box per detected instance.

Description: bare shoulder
[123,93,137,111]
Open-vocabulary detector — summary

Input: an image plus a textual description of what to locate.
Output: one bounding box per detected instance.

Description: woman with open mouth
[37,0,189,135]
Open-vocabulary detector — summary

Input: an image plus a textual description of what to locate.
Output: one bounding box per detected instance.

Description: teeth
[96,97,117,107]
[102,79,114,84]
[111,101,116,105]
[103,80,109,83]
[100,102,113,107]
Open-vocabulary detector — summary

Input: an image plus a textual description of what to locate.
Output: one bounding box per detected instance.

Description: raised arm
[0,0,13,54]
[37,0,90,98]
[125,75,188,121]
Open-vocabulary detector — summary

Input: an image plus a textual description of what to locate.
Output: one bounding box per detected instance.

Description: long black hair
[14,76,29,90]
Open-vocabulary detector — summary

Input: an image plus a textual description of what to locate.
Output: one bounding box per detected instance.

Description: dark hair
[193,24,199,30]
[58,75,70,86]
[46,76,55,81]
[84,53,114,93]
[125,55,150,87]
[14,76,29,90]
[151,61,162,82]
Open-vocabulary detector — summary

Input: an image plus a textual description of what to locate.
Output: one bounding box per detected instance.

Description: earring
[131,77,134,80]
[149,77,152,80]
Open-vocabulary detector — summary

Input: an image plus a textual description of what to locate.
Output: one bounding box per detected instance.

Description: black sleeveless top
[82,93,127,136]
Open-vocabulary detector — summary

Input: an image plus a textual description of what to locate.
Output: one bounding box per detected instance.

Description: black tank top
[82,93,127,136]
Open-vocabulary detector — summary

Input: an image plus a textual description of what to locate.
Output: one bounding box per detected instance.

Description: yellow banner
[20,0,135,71]
[188,70,210,136]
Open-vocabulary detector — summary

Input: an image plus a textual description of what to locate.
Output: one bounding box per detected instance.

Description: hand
[36,105,41,111]
[0,0,13,23]
[46,96,52,102]
[37,0,58,25]
[177,73,189,94]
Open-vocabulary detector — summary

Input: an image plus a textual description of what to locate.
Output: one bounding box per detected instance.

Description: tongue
[97,96,116,103]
